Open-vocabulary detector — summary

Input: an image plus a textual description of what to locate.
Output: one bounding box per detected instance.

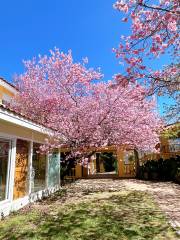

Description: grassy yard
[0,190,177,240]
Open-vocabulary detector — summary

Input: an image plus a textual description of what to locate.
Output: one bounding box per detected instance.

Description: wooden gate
[13,139,29,199]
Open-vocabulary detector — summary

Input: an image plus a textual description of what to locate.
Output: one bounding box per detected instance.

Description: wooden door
[82,166,88,177]
[13,139,29,199]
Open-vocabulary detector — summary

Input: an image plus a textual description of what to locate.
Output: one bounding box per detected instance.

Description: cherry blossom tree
[113,0,180,121]
[12,48,163,163]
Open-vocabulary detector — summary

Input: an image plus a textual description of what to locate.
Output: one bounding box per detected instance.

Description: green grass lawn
[0,190,177,240]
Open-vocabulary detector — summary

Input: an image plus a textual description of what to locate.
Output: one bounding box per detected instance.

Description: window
[124,151,135,165]
[31,143,46,192]
[2,93,11,105]
[48,149,60,187]
[169,138,180,152]
[0,139,11,201]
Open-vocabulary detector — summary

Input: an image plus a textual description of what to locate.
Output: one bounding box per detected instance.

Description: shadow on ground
[0,191,177,240]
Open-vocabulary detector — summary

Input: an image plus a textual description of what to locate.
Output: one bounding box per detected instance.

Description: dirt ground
[33,179,180,232]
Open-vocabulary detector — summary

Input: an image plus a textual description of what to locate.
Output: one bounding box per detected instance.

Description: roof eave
[0,106,54,135]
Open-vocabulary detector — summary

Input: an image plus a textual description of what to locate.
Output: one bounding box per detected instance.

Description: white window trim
[28,141,33,195]
[9,139,16,203]
[0,138,16,204]
[5,139,11,200]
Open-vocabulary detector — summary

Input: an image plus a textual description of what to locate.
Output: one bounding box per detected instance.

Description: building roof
[0,77,18,96]
[0,103,54,133]
[0,77,56,132]
[165,122,180,129]
[0,77,17,90]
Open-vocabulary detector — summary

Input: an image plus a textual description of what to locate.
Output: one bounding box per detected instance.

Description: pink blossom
[122,17,128,22]
[113,0,179,84]
[11,48,163,158]
[167,21,177,32]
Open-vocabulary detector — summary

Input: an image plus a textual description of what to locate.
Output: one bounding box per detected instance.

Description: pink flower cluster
[11,49,163,158]
[113,0,180,93]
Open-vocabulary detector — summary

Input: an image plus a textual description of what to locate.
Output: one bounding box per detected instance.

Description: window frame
[0,137,12,203]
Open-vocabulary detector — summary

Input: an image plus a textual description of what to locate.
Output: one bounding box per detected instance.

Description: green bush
[175,167,180,183]
[138,156,180,183]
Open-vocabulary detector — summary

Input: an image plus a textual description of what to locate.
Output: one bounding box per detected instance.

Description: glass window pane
[48,149,60,187]
[0,139,10,201]
[31,143,46,192]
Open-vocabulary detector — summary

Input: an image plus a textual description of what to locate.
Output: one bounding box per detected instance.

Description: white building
[0,77,61,217]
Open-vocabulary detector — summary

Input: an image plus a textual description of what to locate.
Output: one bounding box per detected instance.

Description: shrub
[138,156,180,183]
[175,168,180,184]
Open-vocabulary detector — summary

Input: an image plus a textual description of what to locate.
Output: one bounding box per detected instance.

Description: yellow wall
[117,147,124,177]
[75,164,82,178]
[99,156,105,173]
[117,148,136,178]
[71,147,136,179]
[159,135,180,159]
[0,85,15,104]
[89,155,96,174]
[140,134,180,163]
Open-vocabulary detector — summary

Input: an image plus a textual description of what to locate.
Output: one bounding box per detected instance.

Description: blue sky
[0,0,170,115]
[0,0,122,81]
